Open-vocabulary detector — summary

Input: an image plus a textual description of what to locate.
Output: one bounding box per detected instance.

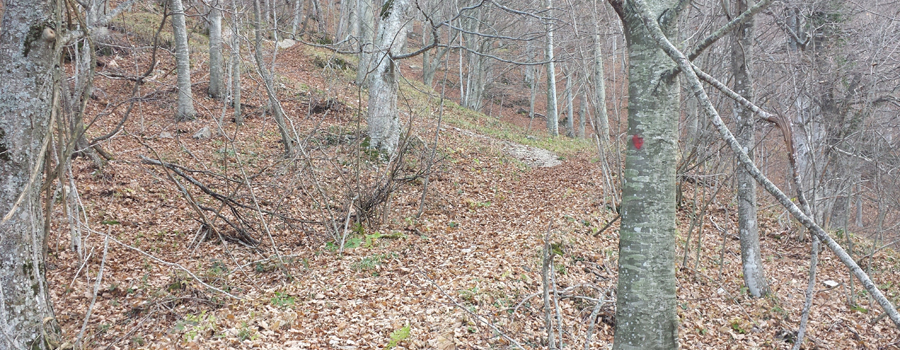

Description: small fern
[384,324,410,349]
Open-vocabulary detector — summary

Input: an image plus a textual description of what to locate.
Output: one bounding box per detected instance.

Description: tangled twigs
[140,155,321,246]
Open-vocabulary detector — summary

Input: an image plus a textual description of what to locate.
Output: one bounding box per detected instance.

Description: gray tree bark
[355,0,376,87]
[366,0,411,155]
[592,22,610,143]
[608,0,681,347]
[253,0,294,154]
[172,0,197,120]
[422,34,453,87]
[0,1,60,348]
[635,0,900,328]
[564,70,575,138]
[231,0,243,124]
[544,0,559,136]
[732,0,769,298]
[579,86,587,138]
[208,1,226,100]
[291,0,305,37]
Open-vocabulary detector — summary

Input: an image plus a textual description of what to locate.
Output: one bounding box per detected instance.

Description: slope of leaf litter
[43,14,900,349]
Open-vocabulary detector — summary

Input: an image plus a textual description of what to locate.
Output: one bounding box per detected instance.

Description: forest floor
[44,13,900,350]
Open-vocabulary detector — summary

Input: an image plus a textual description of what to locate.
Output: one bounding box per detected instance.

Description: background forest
[0,0,899,348]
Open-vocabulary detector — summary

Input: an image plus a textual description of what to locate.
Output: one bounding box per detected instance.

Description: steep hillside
[45,9,900,349]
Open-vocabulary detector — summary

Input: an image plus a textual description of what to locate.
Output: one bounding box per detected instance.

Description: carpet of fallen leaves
[45,21,900,350]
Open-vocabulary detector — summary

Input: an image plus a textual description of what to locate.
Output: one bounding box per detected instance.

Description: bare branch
[629,0,900,329]
[686,0,774,61]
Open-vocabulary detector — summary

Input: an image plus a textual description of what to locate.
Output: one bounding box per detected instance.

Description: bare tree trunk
[544,0,559,136]
[253,0,294,154]
[592,21,610,143]
[231,0,243,124]
[208,1,226,100]
[608,0,681,347]
[355,0,375,86]
[172,0,197,120]
[0,1,60,348]
[366,0,411,155]
[337,0,356,42]
[639,0,900,327]
[732,0,768,298]
[291,0,304,37]
[565,70,575,138]
[421,35,454,87]
[579,86,587,138]
[524,39,536,86]
[64,0,107,167]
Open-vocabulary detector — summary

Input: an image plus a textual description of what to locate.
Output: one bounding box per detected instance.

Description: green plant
[352,253,396,271]
[326,236,363,251]
[131,336,145,346]
[729,318,747,334]
[458,286,479,303]
[384,324,410,350]
[237,322,257,341]
[364,231,407,248]
[176,311,217,341]
[271,291,296,309]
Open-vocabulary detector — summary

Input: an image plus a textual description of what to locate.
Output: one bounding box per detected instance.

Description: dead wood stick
[592,214,620,237]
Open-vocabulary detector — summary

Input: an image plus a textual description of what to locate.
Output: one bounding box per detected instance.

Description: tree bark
[565,70,575,137]
[544,0,559,137]
[608,0,681,348]
[292,0,304,37]
[355,0,376,87]
[208,1,226,100]
[579,86,587,138]
[367,0,411,155]
[0,1,60,348]
[635,0,900,328]
[231,0,243,124]
[253,0,294,154]
[592,22,610,143]
[172,0,197,120]
[732,0,769,298]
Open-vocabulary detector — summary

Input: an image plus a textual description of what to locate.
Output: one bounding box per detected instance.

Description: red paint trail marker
[632,135,644,150]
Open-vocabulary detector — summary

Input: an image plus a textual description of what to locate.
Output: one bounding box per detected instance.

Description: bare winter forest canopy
[2,0,900,348]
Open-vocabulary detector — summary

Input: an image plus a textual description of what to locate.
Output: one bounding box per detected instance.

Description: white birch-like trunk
[172,0,197,120]
[208,2,226,100]
[732,0,768,298]
[593,22,610,143]
[565,71,575,138]
[367,0,411,155]
[544,0,559,136]
[0,1,59,348]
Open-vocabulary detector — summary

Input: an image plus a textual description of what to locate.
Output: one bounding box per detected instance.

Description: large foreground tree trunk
[0,1,60,348]
[608,0,681,348]
[732,0,769,298]
[366,0,411,155]
[172,0,197,120]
